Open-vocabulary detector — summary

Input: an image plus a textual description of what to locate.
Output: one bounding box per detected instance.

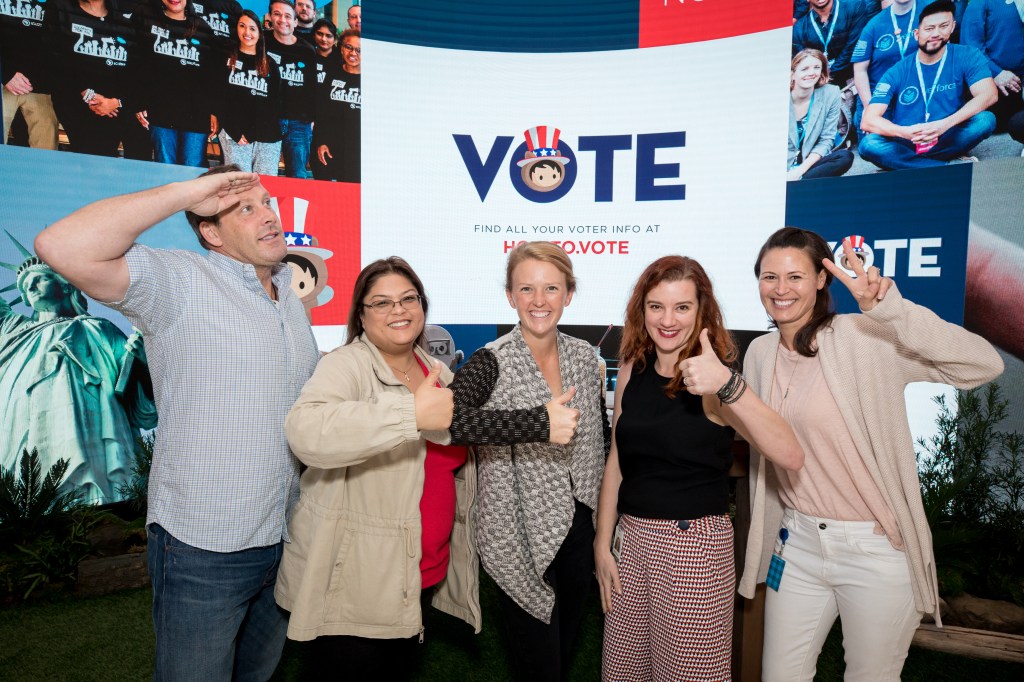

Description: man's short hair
[269,0,296,14]
[185,164,243,250]
[283,253,318,282]
[919,0,955,25]
[529,160,562,177]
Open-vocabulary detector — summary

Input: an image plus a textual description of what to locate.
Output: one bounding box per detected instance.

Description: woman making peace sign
[739,227,1003,681]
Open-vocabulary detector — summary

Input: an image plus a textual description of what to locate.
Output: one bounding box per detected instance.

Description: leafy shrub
[917,384,1024,605]
[0,448,100,601]
[116,433,154,514]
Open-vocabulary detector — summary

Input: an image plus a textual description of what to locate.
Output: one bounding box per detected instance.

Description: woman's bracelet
[717,368,747,405]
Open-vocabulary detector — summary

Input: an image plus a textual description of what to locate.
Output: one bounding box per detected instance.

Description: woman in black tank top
[594,255,804,681]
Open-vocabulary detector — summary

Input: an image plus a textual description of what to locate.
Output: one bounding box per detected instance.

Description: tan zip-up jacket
[276,335,480,640]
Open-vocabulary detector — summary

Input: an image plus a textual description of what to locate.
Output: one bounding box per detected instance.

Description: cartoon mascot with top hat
[518,125,570,193]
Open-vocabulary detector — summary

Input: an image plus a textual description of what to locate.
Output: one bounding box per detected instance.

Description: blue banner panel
[367,0,640,52]
[785,165,973,325]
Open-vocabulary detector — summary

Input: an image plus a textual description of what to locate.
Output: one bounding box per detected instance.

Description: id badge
[915,140,937,155]
[611,520,624,563]
[766,553,786,591]
[766,527,789,592]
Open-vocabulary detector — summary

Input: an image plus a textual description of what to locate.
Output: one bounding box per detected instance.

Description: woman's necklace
[777,347,802,402]
[388,357,416,384]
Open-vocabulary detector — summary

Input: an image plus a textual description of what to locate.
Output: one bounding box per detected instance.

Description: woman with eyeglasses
[448,241,608,681]
[312,27,360,182]
[279,257,577,679]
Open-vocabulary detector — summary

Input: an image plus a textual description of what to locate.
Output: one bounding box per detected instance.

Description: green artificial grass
[2,576,1022,681]
[0,589,154,681]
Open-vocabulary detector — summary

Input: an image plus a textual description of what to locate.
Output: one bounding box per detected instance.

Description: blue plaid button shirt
[108,245,320,552]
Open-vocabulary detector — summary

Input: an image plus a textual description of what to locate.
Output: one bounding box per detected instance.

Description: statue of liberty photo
[1,232,158,504]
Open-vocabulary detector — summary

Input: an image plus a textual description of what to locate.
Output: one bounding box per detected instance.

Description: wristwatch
[83,88,96,103]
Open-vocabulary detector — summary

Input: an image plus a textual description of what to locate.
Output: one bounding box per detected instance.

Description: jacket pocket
[324,519,417,627]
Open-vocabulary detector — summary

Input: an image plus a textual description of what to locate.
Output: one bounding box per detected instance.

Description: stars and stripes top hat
[275,197,333,260]
[516,125,571,167]
[844,234,867,255]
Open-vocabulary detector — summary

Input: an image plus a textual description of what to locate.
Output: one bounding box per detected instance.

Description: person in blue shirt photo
[859,0,998,169]
[852,0,919,129]
[793,0,873,87]
[961,0,1024,130]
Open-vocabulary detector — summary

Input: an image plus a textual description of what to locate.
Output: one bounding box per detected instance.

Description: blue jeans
[858,112,996,170]
[147,524,288,682]
[279,119,312,178]
[151,127,208,167]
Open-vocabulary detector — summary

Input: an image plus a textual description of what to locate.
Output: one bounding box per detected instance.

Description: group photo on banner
[1,0,362,179]
[787,0,1024,179]
[2,0,1023,681]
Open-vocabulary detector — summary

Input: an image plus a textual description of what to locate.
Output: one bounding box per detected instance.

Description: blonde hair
[504,241,576,292]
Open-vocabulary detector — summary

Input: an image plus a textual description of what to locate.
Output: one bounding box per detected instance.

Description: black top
[191,0,242,44]
[312,57,360,180]
[44,0,138,107]
[616,355,734,520]
[293,24,315,46]
[448,349,550,445]
[214,52,283,143]
[132,5,217,130]
[265,32,314,122]
[1,0,52,91]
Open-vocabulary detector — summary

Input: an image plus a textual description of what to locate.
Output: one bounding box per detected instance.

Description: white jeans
[762,508,922,682]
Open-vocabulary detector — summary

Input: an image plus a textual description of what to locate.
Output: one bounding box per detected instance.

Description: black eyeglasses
[341,44,361,54]
[362,295,421,314]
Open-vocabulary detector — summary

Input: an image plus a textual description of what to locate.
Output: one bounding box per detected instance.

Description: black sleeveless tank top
[615,355,735,519]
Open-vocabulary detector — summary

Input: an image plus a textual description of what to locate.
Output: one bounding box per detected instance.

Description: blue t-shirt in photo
[869,43,992,126]
[961,0,1024,77]
[852,3,919,87]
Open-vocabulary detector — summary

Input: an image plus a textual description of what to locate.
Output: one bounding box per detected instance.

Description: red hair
[619,256,737,398]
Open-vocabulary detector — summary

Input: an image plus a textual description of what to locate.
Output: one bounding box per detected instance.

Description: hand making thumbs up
[545,386,580,445]
[677,329,733,395]
[414,361,454,431]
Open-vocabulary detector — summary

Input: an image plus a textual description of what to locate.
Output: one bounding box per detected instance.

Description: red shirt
[416,357,468,588]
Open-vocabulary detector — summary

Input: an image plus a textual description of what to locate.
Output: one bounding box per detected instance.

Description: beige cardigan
[738,287,1003,624]
[277,336,480,640]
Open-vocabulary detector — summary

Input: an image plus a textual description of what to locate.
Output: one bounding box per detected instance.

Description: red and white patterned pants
[602,514,735,681]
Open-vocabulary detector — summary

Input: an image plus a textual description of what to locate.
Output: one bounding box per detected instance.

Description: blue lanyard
[810,0,841,61]
[793,89,816,165]
[890,3,916,58]
[915,48,948,123]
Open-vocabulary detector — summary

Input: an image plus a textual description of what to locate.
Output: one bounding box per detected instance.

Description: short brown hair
[504,241,576,293]
[184,164,243,250]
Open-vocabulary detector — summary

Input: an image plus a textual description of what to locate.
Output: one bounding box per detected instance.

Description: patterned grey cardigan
[450,326,609,623]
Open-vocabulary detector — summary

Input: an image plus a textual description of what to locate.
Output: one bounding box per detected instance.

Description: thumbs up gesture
[546,386,580,445]
[677,329,732,395]
[414,361,454,431]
